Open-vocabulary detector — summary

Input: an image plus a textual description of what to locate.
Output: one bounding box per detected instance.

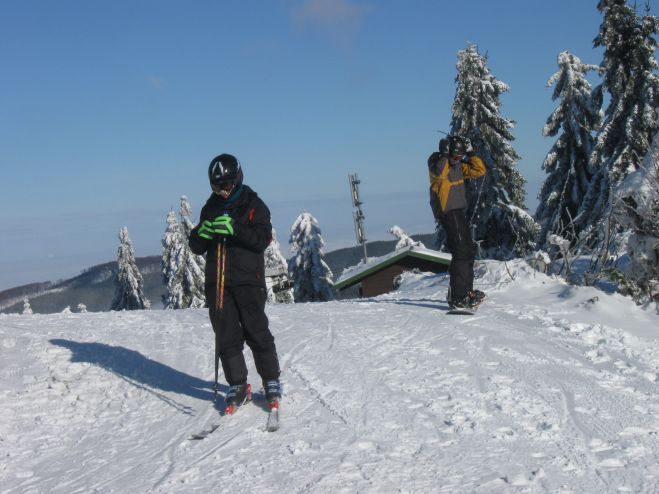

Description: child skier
[428,136,487,309]
[189,153,281,415]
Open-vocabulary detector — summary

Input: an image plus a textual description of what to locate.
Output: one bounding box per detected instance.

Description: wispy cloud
[292,0,370,47]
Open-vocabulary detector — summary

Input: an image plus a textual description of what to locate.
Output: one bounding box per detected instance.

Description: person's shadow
[49,339,227,415]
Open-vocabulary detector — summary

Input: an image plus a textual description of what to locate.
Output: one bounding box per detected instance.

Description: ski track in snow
[1,261,658,493]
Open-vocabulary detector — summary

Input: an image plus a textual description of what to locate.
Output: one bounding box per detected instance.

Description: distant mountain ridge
[0,234,435,314]
[0,257,162,314]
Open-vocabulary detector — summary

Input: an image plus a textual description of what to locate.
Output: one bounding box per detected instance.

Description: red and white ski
[266,400,280,432]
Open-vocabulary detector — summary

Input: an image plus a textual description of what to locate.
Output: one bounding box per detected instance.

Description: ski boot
[224,383,251,415]
[448,296,469,310]
[263,380,281,432]
[447,286,469,309]
[263,379,281,411]
[467,289,486,308]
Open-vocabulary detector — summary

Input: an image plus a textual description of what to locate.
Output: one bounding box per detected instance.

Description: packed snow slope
[1,261,658,493]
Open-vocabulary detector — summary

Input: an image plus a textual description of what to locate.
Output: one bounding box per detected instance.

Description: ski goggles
[211,182,235,194]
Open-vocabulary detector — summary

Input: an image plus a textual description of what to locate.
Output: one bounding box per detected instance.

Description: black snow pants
[439,208,476,302]
[208,284,280,386]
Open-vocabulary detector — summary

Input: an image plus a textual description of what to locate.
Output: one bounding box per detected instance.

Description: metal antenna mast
[349,173,368,262]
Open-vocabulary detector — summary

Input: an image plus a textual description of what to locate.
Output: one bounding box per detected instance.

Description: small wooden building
[334,246,451,298]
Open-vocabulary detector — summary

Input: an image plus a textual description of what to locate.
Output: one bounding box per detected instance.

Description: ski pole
[220,243,224,310]
[219,239,227,310]
[213,329,219,398]
[213,239,224,397]
[218,211,229,310]
[213,215,229,396]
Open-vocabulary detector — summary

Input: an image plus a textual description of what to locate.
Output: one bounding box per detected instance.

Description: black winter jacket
[189,185,272,292]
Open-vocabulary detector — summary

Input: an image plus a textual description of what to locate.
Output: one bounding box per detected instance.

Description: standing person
[189,153,281,415]
[428,136,487,309]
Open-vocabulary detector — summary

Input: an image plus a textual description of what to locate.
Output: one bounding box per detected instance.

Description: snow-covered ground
[1,261,658,493]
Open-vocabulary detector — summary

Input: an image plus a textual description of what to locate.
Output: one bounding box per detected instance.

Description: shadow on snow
[49,338,228,415]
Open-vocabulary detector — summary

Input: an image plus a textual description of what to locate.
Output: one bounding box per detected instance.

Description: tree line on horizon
[109,197,336,312]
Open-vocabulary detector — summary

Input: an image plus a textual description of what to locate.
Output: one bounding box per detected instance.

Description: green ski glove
[198,220,216,240]
[211,215,235,236]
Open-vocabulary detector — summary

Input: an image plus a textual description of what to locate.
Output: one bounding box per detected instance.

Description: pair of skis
[189,388,280,440]
[188,409,279,440]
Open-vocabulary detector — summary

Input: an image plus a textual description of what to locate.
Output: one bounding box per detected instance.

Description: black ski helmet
[208,153,243,189]
[439,138,450,155]
[449,137,466,157]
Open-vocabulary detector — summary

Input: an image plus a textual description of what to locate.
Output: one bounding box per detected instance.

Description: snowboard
[446,307,478,315]
[446,298,484,315]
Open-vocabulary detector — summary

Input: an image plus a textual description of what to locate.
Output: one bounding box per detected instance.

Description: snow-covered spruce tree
[77,303,87,313]
[449,44,538,258]
[577,1,659,247]
[161,210,185,309]
[174,196,206,308]
[288,212,335,302]
[388,225,425,250]
[22,297,33,315]
[536,52,601,251]
[264,228,294,304]
[111,227,151,311]
[613,126,659,304]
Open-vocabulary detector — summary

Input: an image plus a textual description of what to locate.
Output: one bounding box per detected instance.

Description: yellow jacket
[429,155,486,215]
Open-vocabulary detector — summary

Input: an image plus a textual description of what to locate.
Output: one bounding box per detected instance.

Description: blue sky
[1,0,656,290]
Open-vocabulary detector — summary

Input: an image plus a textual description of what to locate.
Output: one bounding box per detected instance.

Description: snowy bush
[22,297,33,315]
[388,225,425,250]
[612,130,659,305]
[526,250,551,274]
[548,234,571,261]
